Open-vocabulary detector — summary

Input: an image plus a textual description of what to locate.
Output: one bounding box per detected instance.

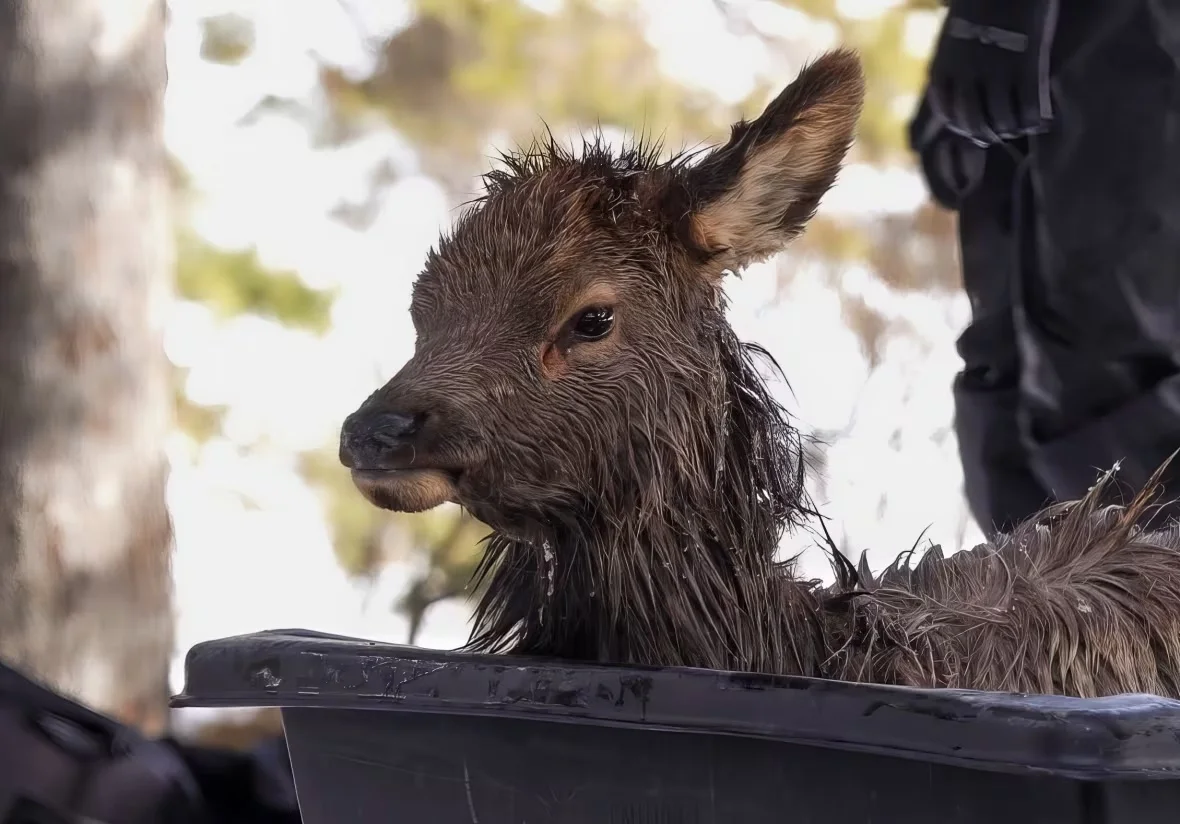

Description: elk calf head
[339,50,865,540]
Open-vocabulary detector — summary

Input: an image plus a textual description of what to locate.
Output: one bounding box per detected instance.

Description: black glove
[909,95,988,211]
[0,660,300,824]
[927,0,1059,144]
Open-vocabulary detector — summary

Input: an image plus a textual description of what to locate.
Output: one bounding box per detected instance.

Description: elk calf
[339,49,1180,698]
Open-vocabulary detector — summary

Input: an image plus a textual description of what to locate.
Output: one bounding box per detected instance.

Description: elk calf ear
[678,49,864,272]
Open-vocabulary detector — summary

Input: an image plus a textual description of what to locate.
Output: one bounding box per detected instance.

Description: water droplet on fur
[542,540,555,598]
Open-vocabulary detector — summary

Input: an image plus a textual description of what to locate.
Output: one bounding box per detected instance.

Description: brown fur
[339,49,1180,698]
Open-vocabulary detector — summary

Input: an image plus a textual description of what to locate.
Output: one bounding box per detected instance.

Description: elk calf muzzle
[338,406,457,513]
[338,410,422,471]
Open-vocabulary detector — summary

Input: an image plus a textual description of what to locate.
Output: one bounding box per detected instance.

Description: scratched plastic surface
[173,629,1180,824]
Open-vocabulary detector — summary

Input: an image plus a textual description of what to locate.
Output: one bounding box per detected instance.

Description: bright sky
[162,0,977,706]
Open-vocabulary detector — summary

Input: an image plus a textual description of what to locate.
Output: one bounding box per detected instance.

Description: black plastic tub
[173,629,1180,823]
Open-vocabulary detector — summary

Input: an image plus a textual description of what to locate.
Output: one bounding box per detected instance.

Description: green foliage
[841,9,930,160]
[317,0,734,179]
[199,13,256,66]
[298,444,489,641]
[396,510,490,644]
[175,231,335,333]
[173,367,227,443]
[298,447,391,577]
[167,156,335,443]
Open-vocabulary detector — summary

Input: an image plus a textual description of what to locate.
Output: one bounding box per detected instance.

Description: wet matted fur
[340,49,1180,699]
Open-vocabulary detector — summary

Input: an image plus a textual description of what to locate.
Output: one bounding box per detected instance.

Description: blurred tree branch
[398,511,484,645]
[175,231,335,334]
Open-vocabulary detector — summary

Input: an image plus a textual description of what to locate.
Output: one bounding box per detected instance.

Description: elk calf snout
[338,409,424,471]
[339,400,458,514]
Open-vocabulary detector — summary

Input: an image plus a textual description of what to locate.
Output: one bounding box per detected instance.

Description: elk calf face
[339,49,865,535]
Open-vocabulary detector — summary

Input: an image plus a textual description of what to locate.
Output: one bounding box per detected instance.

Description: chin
[350,469,457,513]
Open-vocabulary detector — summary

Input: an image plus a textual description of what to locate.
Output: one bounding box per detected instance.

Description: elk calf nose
[338,410,423,470]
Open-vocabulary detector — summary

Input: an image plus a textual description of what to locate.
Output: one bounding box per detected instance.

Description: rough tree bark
[0,0,175,734]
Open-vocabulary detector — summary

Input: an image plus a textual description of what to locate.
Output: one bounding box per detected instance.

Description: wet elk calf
[339,49,1180,698]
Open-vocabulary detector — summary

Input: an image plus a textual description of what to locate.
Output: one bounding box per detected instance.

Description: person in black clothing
[911,0,1180,534]
[0,658,300,824]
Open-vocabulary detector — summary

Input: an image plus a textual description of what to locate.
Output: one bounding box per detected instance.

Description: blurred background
[1,0,976,744]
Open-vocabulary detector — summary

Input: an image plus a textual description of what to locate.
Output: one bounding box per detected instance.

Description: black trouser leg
[1017,0,1180,522]
[943,0,1180,532]
[953,144,1052,535]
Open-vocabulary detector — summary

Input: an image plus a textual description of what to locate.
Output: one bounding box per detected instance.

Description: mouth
[350,468,459,513]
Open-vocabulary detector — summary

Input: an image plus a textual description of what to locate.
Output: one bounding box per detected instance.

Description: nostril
[369,411,423,447]
[338,409,425,471]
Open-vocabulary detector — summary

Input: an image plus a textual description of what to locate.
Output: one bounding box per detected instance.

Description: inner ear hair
[681,48,865,273]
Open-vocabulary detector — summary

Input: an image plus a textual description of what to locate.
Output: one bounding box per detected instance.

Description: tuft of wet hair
[822,454,1180,697]
[478,126,699,203]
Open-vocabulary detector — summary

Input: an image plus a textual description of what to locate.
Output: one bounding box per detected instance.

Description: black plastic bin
[173,629,1180,823]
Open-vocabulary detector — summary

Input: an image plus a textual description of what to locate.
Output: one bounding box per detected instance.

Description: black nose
[339,410,424,470]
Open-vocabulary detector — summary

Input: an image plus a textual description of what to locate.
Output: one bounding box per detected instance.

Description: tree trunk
[0,0,175,735]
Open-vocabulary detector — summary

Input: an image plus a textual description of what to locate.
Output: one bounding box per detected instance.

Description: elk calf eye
[571,307,614,341]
